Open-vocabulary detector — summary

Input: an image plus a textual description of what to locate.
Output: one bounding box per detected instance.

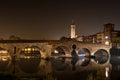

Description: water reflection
[94,49,109,64]
[110,57,120,80]
[71,58,77,71]
[71,57,90,72]
[18,57,41,73]
[76,57,90,66]
[109,47,120,80]
[0,48,11,72]
[0,58,9,72]
[0,56,112,80]
[0,49,120,80]
[51,58,69,71]
[50,58,110,80]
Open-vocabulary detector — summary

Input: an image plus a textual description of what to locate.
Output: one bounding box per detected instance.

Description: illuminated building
[96,32,104,43]
[71,23,76,39]
[95,23,120,46]
[74,23,120,47]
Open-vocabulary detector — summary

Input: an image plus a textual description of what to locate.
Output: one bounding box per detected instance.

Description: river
[0,55,119,80]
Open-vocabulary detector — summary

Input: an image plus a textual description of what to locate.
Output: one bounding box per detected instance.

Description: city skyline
[0,0,120,40]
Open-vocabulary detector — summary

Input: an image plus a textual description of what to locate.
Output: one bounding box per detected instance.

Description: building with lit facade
[75,23,120,47]
[96,23,120,47]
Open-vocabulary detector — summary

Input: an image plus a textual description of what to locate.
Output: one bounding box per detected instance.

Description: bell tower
[71,23,76,39]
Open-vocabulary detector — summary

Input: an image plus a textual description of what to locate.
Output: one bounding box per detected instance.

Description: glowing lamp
[105,41,109,45]
[54,50,58,54]
[105,36,108,39]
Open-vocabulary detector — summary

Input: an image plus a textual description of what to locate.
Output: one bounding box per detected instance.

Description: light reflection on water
[0,60,9,72]
[0,55,119,80]
[18,58,41,73]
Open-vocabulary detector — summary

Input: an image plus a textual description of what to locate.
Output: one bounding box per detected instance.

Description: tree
[9,35,21,40]
[60,36,71,41]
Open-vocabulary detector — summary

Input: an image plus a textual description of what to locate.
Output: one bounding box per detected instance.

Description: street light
[105,36,109,39]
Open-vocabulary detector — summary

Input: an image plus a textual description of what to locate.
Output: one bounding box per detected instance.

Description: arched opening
[75,48,91,66]
[18,46,41,73]
[78,48,91,58]
[51,46,67,61]
[94,49,109,64]
[70,48,91,71]
[0,47,11,61]
[19,46,41,59]
[18,58,40,73]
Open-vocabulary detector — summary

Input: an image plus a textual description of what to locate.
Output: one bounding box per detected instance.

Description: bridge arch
[74,48,91,67]
[94,49,109,64]
[51,45,70,54]
[19,46,41,58]
[78,48,91,57]
[51,45,71,61]
[0,47,11,60]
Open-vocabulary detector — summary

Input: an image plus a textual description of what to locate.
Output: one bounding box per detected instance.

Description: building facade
[100,23,120,47]
[75,23,120,47]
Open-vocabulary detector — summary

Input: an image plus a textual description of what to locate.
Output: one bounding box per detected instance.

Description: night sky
[0,0,120,40]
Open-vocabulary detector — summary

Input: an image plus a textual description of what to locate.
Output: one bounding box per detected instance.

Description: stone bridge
[0,40,111,59]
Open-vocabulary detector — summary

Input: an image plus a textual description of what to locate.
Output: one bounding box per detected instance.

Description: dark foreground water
[0,56,120,80]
